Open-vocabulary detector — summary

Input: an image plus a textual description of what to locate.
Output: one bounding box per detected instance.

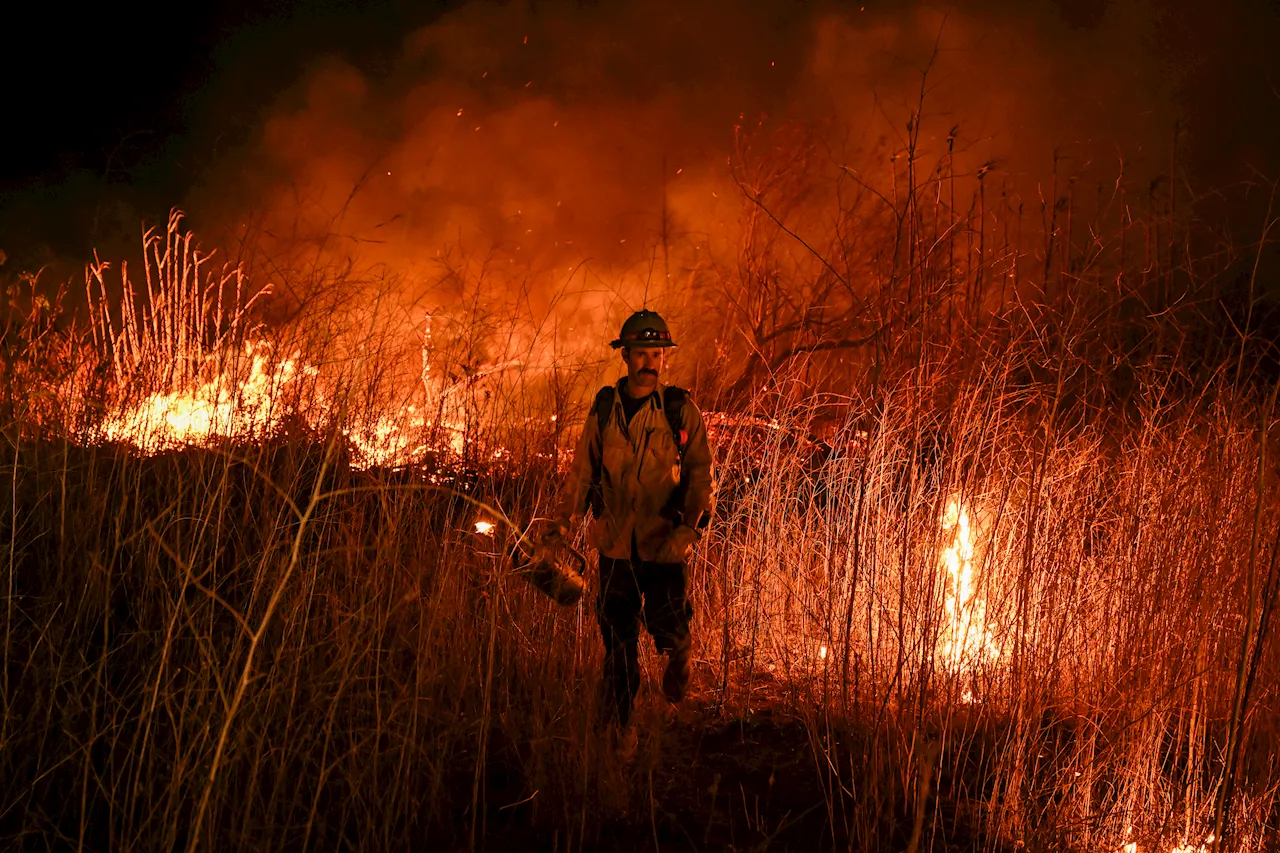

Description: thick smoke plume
[191,0,1185,380]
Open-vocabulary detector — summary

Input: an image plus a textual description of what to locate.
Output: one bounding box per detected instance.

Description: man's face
[622,346,665,394]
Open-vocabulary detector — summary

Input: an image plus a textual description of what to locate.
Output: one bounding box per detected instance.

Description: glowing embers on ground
[936,499,1001,681]
[342,404,466,470]
[1120,834,1217,853]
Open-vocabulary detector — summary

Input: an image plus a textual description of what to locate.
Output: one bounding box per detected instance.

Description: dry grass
[3,144,1280,851]
[2,352,1277,850]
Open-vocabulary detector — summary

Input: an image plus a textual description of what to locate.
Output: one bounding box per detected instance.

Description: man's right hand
[539,518,569,546]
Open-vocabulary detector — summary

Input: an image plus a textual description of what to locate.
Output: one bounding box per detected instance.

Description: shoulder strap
[586,386,615,518]
[663,386,688,458]
[593,385,686,450]
[592,386,615,434]
[660,386,692,526]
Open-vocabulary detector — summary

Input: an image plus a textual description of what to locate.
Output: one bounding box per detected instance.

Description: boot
[661,643,691,704]
[611,724,639,763]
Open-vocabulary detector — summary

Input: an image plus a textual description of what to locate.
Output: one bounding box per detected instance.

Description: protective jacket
[557,379,715,561]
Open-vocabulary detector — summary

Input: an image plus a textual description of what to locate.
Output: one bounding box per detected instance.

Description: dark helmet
[610,309,677,349]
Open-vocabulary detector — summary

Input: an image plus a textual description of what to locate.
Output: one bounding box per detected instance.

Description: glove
[539,518,569,547]
[657,524,700,564]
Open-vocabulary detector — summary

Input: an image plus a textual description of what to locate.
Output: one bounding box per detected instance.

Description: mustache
[638,368,659,377]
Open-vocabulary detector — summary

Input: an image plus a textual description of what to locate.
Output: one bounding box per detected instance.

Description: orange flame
[937,499,1001,677]
[98,341,313,451]
[96,335,469,470]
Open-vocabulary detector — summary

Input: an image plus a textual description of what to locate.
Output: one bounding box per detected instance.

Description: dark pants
[597,552,692,726]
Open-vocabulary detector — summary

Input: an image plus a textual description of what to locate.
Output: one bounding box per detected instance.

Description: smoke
[185,0,1203,363]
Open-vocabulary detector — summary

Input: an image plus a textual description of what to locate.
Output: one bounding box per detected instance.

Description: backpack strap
[588,384,690,521]
[592,385,616,435]
[662,385,688,459]
[661,386,691,527]
[587,386,615,517]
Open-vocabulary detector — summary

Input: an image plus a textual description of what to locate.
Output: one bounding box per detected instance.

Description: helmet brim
[611,339,678,349]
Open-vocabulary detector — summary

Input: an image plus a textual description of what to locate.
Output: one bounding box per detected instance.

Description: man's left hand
[657,524,700,563]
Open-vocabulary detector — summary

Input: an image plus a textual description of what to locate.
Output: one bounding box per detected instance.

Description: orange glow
[95,331,470,470]
[98,341,314,452]
[937,500,1001,676]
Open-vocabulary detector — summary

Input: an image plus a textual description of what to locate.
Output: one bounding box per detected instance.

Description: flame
[343,405,467,470]
[474,520,496,536]
[1168,840,1211,853]
[1119,837,1217,853]
[95,337,470,470]
[937,500,1001,675]
[98,342,314,451]
[83,226,478,470]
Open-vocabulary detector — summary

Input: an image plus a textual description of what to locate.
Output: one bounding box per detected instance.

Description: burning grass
[3,203,1280,850]
[4,386,1277,848]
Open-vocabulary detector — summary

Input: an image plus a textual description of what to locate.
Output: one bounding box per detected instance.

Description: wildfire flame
[81,218,483,470]
[1120,836,1216,853]
[97,342,314,451]
[94,335,470,469]
[937,500,1001,676]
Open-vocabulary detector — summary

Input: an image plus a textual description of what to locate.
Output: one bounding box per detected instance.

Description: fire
[99,348,471,468]
[474,520,496,536]
[937,499,1001,674]
[94,337,474,470]
[98,341,314,452]
[1168,837,1214,853]
[91,302,470,468]
[1119,836,1216,853]
[343,406,467,470]
[81,216,483,469]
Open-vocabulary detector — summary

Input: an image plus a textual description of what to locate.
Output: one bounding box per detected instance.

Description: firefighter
[547,310,715,731]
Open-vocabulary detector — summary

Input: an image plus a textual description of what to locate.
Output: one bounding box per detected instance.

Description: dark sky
[3,0,1280,277]
[2,0,462,184]
[0,0,458,267]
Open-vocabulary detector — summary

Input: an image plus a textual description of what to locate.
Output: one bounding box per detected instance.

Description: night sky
[3,0,1280,280]
[1,0,457,268]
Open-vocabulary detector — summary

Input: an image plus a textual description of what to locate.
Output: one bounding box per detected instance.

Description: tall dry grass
[4,139,1280,850]
[5,339,1278,849]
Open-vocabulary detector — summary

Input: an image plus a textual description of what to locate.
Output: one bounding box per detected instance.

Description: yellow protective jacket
[557,379,715,562]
